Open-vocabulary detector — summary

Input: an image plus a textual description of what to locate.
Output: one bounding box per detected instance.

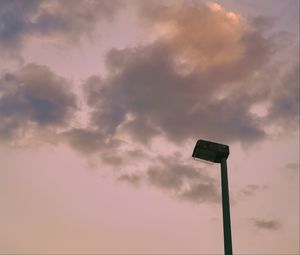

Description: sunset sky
[0,0,299,254]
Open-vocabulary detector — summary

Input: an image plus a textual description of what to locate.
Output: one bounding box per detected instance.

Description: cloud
[179,182,220,203]
[0,63,77,142]
[1,1,297,208]
[267,64,299,131]
[0,0,124,57]
[83,34,269,145]
[60,128,121,155]
[240,184,268,197]
[283,162,299,180]
[118,174,142,186]
[74,1,300,204]
[285,163,299,171]
[60,127,150,171]
[81,1,299,150]
[87,149,221,204]
[146,156,220,203]
[137,1,272,79]
[252,218,282,231]
[0,1,39,49]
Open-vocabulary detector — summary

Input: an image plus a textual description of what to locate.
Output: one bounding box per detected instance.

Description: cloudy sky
[0,0,299,254]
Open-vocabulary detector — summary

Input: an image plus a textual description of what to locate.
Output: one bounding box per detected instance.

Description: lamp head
[192,139,229,163]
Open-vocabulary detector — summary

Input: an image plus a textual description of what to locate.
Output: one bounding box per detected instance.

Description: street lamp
[192,139,232,255]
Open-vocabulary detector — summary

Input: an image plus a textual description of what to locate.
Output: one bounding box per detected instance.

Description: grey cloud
[31,0,124,40]
[180,183,220,203]
[82,2,299,147]
[113,155,220,203]
[284,163,299,179]
[0,0,123,55]
[252,219,282,231]
[84,40,267,145]
[61,128,108,155]
[42,1,296,206]
[125,149,147,159]
[80,4,284,146]
[250,16,276,32]
[285,163,299,171]
[241,185,260,196]
[61,127,145,155]
[0,63,77,141]
[76,2,298,205]
[101,152,124,167]
[61,128,127,168]
[101,148,147,167]
[61,127,147,168]
[147,166,183,190]
[146,157,220,203]
[0,0,39,47]
[267,64,299,130]
[118,174,142,186]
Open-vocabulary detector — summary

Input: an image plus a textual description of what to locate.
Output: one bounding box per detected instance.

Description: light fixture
[192,139,233,255]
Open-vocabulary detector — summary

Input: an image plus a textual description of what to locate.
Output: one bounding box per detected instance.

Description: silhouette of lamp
[192,139,232,255]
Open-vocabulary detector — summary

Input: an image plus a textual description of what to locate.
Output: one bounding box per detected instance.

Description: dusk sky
[0,0,299,254]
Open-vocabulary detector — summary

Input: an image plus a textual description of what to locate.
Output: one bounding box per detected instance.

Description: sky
[0,0,299,254]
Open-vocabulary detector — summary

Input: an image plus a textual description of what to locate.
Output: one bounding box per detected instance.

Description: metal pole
[220,158,233,255]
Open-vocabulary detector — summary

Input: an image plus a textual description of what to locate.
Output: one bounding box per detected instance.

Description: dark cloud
[0,1,296,209]
[61,127,148,169]
[82,2,298,148]
[179,183,220,203]
[76,2,300,205]
[146,156,220,203]
[61,123,220,204]
[0,0,124,57]
[61,128,121,155]
[84,41,267,146]
[0,63,77,141]
[0,0,39,48]
[252,219,282,231]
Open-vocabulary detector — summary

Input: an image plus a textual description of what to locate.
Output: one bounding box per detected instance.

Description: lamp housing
[192,139,229,163]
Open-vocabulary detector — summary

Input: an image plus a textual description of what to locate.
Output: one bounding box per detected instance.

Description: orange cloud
[139,2,245,73]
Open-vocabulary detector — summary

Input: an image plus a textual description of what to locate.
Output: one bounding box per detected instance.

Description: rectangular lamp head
[192,139,229,163]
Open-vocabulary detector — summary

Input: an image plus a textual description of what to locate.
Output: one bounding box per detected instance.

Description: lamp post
[192,139,232,255]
